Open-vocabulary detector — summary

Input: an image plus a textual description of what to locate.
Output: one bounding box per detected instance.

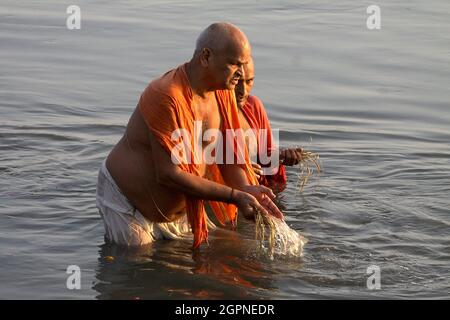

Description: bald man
[96,23,283,248]
[235,58,303,192]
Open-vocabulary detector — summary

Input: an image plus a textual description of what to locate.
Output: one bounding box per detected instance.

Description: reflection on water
[94,225,286,299]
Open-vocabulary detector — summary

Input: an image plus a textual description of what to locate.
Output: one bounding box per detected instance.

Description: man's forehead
[243,59,254,76]
[243,66,255,80]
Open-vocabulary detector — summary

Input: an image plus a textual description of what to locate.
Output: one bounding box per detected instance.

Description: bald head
[194,22,251,58]
[189,22,252,91]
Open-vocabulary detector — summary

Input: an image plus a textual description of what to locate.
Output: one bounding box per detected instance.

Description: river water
[1,0,449,299]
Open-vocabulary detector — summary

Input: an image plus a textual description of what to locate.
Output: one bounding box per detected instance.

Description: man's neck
[186,61,213,99]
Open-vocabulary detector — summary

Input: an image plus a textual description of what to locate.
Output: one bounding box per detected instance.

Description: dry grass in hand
[255,207,276,256]
[297,150,321,192]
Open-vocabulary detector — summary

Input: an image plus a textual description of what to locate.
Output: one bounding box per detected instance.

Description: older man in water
[235,58,304,192]
[96,22,283,249]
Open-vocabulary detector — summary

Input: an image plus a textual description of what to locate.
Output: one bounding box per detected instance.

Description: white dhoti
[95,160,215,246]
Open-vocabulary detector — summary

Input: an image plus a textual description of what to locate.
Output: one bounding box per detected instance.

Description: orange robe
[240,95,287,193]
[138,63,258,249]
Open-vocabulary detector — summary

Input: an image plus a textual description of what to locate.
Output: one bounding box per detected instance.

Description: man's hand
[233,191,268,221]
[279,147,303,166]
[251,162,263,180]
[235,185,284,220]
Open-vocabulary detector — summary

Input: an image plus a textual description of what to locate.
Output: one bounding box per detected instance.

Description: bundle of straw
[255,207,276,257]
[297,150,321,192]
[254,208,308,259]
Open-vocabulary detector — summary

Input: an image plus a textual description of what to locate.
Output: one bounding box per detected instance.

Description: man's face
[207,43,251,90]
[234,59,254,108]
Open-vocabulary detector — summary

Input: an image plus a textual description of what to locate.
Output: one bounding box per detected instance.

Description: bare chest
[192,95,222,135]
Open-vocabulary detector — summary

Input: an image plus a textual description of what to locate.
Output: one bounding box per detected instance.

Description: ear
[200,48,212,67]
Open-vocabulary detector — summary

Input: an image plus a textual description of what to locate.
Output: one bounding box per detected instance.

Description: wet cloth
[96,159,216,246]
[240,95,287,192]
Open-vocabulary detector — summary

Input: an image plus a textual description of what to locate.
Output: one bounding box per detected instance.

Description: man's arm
[219,163,283,220]
[148,131,271,217]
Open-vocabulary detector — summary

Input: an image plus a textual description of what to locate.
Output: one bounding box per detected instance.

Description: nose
[237,64,244,78]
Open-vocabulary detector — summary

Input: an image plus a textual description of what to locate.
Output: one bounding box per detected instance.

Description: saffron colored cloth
[138,63,258,249]
[240,95,287,193]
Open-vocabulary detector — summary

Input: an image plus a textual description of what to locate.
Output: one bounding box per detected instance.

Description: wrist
[230,188,243,205]
[229,188,235,203]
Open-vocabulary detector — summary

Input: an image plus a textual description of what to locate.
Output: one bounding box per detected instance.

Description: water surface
[1,0,449,299]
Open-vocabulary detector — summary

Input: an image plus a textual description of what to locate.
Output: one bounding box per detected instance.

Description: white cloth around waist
[96,159,215,246]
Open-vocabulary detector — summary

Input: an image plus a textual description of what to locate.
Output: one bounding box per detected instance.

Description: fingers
[285,149,295,166]
[290,149,296,165]
[252,202,269,217]
[258,185,276,200]
[239,191,283,222]
[284,148,301,166]
[260,196,284,221]
[282,149,291,166]
[280,147,304,166]
[252,163,261,170]
[245,201,268,220]
[238,192,269,221]
[252,162,262,179]
[272,204,284,220]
